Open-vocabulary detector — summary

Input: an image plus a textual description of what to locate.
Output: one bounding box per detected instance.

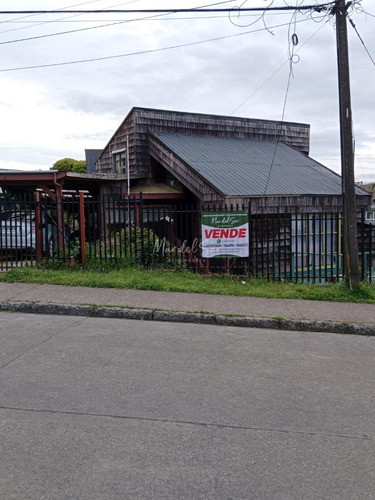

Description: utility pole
[335,0,360,289]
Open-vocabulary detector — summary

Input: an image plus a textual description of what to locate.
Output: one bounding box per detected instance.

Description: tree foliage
[51,158,86,173]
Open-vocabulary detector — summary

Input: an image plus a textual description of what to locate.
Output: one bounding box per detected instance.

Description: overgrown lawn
[1,266,375,303]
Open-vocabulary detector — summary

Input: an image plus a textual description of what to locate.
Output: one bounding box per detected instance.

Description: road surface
[0,312,374,499]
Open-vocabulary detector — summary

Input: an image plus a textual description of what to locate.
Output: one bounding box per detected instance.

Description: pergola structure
[0,170,127,197]
[0,170,129,251]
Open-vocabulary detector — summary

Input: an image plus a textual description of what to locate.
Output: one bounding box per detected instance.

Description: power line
[1,14,288,24]
[230,10,330,114]
[0,3,337,15]
[0,0,113,26]
[0,1,239,45]
[360,9,375,19]
[0,20,305,73]
[0,10,304,47]
[0,1,236,38]
[0,1,141,35]
[0,13,169,46]
[348,15,375,67]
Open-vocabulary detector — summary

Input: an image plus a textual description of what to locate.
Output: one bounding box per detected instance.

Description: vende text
[204,228,247,239]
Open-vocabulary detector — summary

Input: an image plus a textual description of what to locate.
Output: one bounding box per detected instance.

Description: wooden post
[335,0,360,288]
[55,182,64,250]
[135,203,140,228]
[79,191,86,265]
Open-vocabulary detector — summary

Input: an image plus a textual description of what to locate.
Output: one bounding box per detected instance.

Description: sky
[0,0,374,183]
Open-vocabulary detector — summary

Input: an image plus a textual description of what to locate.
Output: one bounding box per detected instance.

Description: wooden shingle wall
[95,111,139,176]
[236,194,369,214]
[96,107,310,179]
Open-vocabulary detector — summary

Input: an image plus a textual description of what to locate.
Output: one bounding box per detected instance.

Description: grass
[1,265,375,303]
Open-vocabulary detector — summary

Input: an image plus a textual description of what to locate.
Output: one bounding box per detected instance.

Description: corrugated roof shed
[151,133,368,197]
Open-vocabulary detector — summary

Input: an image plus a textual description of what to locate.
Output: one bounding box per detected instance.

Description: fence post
[360,208,365,281]
[79,191,86,265]
[35,192,42,262]
[140,192,145,266]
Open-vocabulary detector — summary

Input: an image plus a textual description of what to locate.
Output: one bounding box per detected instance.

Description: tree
[51,158,87,173]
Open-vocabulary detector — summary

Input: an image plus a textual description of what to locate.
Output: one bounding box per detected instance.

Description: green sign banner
[201,211,249,258]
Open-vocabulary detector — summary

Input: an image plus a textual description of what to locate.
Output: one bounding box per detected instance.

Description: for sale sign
[201,211,249,258]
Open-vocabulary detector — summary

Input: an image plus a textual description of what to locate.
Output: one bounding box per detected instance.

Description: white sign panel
[201,211,249,258]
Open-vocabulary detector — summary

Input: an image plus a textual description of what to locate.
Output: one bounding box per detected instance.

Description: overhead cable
[0,19,311,73]
[348,16,375,67]
[0,10,306,47]
[0,3,337,15]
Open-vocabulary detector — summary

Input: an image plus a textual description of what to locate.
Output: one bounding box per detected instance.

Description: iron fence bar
[140,193,145,267]
[329,212,334,282]
[337,213,341,282]
[125,195,129,260]
[273,213,278,281]
[307,214,311,283]
[372,224,374,281]
[186,202,191,269]
[320,213,323,281]
[265,212,269,280]
[254,212,259,278]
[323,213,328,282]
[112,195,118,260]
[100,196,106,262]
[360,209,365,281]
[146,201,152,267]
[312,213,316,283]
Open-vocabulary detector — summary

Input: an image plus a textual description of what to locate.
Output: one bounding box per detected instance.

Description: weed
[0,266,374,303]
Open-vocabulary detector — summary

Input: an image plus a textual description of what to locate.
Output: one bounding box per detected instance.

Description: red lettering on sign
[204,227,247,239]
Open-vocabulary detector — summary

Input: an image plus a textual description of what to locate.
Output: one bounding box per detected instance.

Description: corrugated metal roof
[151,133,367,197]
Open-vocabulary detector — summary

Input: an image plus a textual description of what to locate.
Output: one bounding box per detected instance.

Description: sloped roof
[151,133,368,197]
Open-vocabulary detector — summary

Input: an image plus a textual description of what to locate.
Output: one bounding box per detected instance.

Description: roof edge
[131,106,310,129]
[149,132,226,198]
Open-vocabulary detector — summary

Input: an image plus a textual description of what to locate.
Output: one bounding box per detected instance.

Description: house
[358,182,375,224]
[95,106,371,213]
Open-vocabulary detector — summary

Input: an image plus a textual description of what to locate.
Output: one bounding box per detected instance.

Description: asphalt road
[0,312,374,499]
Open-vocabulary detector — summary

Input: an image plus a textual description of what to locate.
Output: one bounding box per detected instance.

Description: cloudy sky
[0,0,374,182]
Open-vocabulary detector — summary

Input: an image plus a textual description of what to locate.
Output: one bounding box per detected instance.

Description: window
[365,211,375,222]
[112,149,127,174]
[291,214,341,275]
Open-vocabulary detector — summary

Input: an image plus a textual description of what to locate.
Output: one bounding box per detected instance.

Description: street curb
[0,301,374,336]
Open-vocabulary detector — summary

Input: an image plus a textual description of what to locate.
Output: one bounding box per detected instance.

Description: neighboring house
[359,183,375,224]
[95,106,371,213]
[85,149,103,174]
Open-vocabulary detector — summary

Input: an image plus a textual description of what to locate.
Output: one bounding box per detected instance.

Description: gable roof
[151,132,368,197]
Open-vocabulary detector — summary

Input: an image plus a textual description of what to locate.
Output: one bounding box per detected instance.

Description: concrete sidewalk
[0,282,374,335]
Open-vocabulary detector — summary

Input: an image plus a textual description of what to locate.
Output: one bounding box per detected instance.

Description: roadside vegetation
[1,265,375,303]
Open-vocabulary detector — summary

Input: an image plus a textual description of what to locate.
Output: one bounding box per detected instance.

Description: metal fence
[1,192,374,283]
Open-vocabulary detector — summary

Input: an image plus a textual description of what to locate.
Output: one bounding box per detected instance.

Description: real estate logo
[201,211,249,258]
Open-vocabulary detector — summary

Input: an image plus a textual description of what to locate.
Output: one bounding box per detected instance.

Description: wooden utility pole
[335,0,360,289]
